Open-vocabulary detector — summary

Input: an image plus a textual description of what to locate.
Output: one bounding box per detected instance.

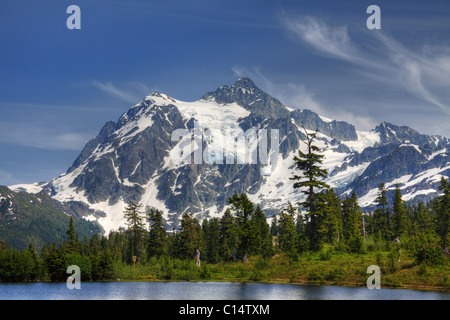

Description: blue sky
[1,0,449,185]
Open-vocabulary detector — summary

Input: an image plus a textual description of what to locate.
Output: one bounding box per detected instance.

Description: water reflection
[0,282,448,300]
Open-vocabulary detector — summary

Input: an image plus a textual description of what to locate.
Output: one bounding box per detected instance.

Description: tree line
[0,130,448,281]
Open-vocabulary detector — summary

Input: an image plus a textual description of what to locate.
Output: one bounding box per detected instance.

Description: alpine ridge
[9,78,450,234]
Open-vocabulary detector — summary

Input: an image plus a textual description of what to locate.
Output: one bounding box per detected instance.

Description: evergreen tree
[278,202,298,259]
[437,176,450,249]
[204,218,221,263]
[323,188,343,245]
[42,243,68,281]
[124,201,146,263]
[410,201,438,254]
[167,227,180,258]
[415,201,432,235]
[178,213,203,260]
[228,192,255,261]
[88,234,101,256]
[0,248,36,282]
[27,242,40,281]
[65,216,79,253]
[373,183,391,240]
[270,214,279,236]
[108,231,127,262]
[342,192,363,252]
[249,205,273,258]
[290,128,329,250]
[219,208,238,262]
[392,184,408,238]
[147,209,168,258]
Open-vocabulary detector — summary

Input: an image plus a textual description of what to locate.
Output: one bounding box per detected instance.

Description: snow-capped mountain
[10,78,450,234]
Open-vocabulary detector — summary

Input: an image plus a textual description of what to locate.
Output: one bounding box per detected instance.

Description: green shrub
[416,263,429,277]
[414,244,445,266]
[249,270,263,281]
[325,267,344,282]
[307,268,325,281]
[318,249,332,261]
[254,257,270,270]
[387,250,399,273]
[375,252,383,267]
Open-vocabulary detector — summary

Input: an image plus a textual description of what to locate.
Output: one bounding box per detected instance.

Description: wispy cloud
[91,81,140,103]
[281,15,357,62]
[280,14,450,117]
[91,80,158,104]
[374,32,450,116]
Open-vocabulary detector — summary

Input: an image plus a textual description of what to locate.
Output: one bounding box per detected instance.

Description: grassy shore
[111,249,450,292]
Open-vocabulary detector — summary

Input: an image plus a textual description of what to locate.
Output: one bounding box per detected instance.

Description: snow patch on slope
[9,182,46,194]
[342,130,381,153]
[248,152,299,211]
[358,164,450,208]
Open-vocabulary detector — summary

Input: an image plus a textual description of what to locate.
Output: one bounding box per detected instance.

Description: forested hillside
[0,186,101,250]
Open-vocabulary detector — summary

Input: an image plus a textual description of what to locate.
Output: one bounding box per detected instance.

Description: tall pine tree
[147,208,168,258]
[219,208,238,262]
[392,185,408,239]
[124,201,146,263]
[342,192,363,252]
[372,183,392,240]
[65,216,79,253]
[278,202,298,259]
[290,128,329,250]
[228,192,254,261]
[249,205,274,258]
[203,218,221,263]
[178,212,203,260]
[323,188,343,245]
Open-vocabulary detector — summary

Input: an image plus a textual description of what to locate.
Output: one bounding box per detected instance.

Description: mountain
[0,186,101,250]
[9,78,450,234]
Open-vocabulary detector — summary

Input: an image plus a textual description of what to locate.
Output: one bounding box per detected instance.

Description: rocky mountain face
[10,78,450,234]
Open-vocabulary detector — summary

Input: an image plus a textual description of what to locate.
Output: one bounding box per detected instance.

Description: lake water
[0,281,449,300]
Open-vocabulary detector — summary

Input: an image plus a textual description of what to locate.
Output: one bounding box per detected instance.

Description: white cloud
[91,80,161,104]
[280,15,358,63]
[91,81,139,103]
[374,32,450,116]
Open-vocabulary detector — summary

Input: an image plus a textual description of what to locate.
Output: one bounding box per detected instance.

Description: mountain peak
[202,78,290,119]
[234,77,256,89]
[374,121,439,146]
[145,92,176,103]
[202,77,258,100]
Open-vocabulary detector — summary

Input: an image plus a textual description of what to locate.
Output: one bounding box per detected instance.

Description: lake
[0,281,449,300]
